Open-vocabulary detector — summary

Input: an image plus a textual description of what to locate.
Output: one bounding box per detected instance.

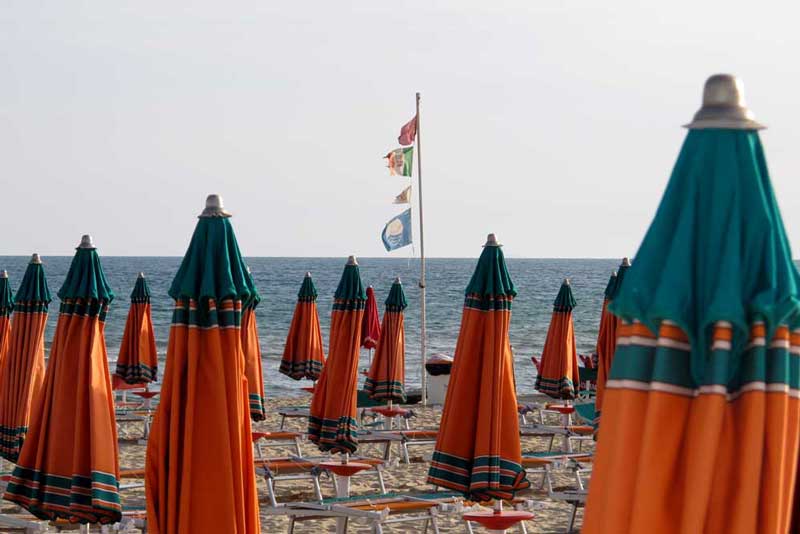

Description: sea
[0,257,620,398]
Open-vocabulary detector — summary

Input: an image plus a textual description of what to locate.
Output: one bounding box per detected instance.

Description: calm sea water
[0,256,620,397]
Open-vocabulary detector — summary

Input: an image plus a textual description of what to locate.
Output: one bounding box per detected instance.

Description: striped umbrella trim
[427,451,530,502]
[5,466,122,524]
[171,299,243,329]
[534,376,577,399]
[278,360,323,381]
[249,394,266,422]
[363,378,406,402]
[307,415,358,454]
[59,299,109,322]
[113,364,157,384]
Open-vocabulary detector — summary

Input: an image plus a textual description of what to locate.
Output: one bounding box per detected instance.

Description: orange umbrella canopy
[145,196,260,534]
[112,273,158,389]
[361,286,380,350]
[242,272,266,422]
[308,256,366,453]
[280,273,325,381]
[535,279,580,399]
[5,236,121,524]
[0,255,50,463]
[427,234,529,500]
[364,278,407,403]
[594,258,629,422]
[584,78,800,533]
[0,271,12,372]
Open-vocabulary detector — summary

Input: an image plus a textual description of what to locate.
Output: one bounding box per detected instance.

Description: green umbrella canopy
[610,129,800,382]
[333,257,366,304]
[464,234,516,309]
[57,237,114,303]
[130,274,151,303]
[169,206,257,304]
[385,279,408,312]
[14,256,51,308]
[0,272,12,317]
[553,279,576,312]
[608,259,630,300]
[603,271,618,300]
[298,273,318,302]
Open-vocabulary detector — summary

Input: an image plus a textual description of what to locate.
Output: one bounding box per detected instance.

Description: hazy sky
[2,1,799,258]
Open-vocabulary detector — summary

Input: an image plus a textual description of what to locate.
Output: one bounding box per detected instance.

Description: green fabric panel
[609,130,800,384]
[334,263,366,301]
[0,277,12,316]
[609,261,629,300]
[169,217,256,303]
[298,275,318,301]
[603,272,617,299]
[385,280,407,310]
[464,245,516,298]
[129,276,150,302]
[14,263,50,306]
[57,248,114,303]
[553,281,576,312]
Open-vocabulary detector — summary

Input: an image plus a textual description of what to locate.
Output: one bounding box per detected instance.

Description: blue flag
[381,209,413,251]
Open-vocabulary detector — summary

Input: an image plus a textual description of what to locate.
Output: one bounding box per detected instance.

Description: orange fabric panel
[365,310,405,399]
[594,300,617,415]
[113,302,157,389]
[0,310,47,459]
[281,301,325,379]
[145,299,260,534]
[241,307,266,420]
[537,311,580,398]
[0,316,10,370]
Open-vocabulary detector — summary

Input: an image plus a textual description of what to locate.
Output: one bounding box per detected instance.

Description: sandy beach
[99,397,588,533]
[0,395,590,533]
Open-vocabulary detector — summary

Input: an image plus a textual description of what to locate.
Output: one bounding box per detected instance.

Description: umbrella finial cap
[563,277,570,285]
[685,74,765,130]
[347,255,358,266]
[305,271,312,278]
[138,272,145,279]
[484,233,501,247]
[78,234,95,249]
[394,276,401,284]
[30,253,42,265]
[621,257,631,267]
[199,194,232,218]
[611,269,617,277]
[0,270,7,279]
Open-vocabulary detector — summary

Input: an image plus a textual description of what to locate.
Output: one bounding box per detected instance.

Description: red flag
[398,115,417,146]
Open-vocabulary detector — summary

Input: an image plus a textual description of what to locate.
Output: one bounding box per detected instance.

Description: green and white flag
[384,147,413,177]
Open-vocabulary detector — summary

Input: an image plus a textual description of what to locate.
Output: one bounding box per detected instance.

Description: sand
[0,396,591,533]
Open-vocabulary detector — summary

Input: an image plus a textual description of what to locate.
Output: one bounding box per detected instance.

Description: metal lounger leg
[567,503,578,533]
[431,514,441,534]
[401,442,410,464]
[313,472,324,501]
[289,516,296,534]
[266,476,278,507]
[377,468,387,494]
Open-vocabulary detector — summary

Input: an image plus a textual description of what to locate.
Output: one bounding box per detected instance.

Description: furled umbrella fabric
[145,196,260,534]
[0,256,50,462]
[0,272,12,371]
[594,265,625,423]
[361,286,380,350]
[280,273,325,381]
[112,273,158,389]
[242,277,266,422]
[4,236,121,524]
[583,92,800,532]
[364,278,408,402]
[308,257,366,454]
[534,279,580,399]
[427,235,530,501]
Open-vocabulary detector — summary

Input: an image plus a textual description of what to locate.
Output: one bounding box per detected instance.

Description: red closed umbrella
[361,286,380,350]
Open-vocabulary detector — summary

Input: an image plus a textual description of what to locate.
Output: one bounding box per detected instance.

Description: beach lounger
[0,514,45,533]
[521,452,592,533]
[278,407,310,430]
[255,456,388,507]
[253,431,303,457]
[366,429,438,464]
[264,491,466,533]
[519,423,593,452]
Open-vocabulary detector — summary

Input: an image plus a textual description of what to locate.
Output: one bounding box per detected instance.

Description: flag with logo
[381,209,413,251]
[385,147,413,177]
[398,116,417,146]
[393,186,411,204]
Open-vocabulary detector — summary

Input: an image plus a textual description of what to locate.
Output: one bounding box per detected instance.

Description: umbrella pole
[416,91,428,407]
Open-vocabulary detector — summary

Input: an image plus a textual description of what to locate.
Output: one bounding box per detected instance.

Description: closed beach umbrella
[0,271,12,368]
[361,286,380,350]
[5,235,121,524]
[145,195,260,534]
[583,75,800,533]
[308,256,366,453]
[364,278,407,403]
[242,272,266,422]
[0,255,50,462]
[594,260,629,421]
[279,272,325,381]
[112,273,158,389]
[427,234,529,500]
[534,279,579,399]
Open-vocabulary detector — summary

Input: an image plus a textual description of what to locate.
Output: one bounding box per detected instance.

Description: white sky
[2,1,799,258]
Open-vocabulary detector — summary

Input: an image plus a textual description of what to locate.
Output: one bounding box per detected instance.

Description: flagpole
[416,92,427,406]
